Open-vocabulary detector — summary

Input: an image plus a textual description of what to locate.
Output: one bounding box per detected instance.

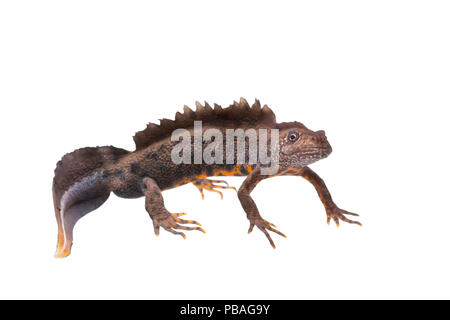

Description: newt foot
[326,205,362,227]
[192,179,237,200]
[248,218,286,249]
[151,210,205,238]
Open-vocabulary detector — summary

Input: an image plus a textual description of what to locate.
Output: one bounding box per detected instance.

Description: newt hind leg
[143,177,205,238]
[192,179,237,200]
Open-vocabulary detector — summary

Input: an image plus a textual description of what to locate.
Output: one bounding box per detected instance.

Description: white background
[0,1,449,299]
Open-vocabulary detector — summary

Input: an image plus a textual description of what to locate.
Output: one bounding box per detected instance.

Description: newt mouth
[298,146,332,159]
[302,146,332,155]
[282,146,332,158]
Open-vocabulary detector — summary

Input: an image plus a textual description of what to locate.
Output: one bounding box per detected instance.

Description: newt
[52,98,361,258]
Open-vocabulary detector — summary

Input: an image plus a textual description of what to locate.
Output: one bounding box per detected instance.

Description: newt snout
[314,130,332,157]
[310,130,330,148]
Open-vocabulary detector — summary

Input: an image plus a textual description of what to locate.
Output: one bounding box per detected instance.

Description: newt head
[277,121,332,168]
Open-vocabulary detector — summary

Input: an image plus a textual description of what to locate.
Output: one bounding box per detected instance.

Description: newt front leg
[237,166,360,249]
[299,167,361,227]
[142,177,205,238]
[238,167,286,248]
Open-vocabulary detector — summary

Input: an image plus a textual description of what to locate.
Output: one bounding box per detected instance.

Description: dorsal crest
[133,98,276,150]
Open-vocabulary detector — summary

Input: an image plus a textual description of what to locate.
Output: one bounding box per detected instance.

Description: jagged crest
[133,98,276,150]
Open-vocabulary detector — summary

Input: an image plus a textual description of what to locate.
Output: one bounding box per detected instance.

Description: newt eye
[287,131,300,142]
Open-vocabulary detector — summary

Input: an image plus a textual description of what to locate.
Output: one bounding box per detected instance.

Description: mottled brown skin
[53,98,361,258]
